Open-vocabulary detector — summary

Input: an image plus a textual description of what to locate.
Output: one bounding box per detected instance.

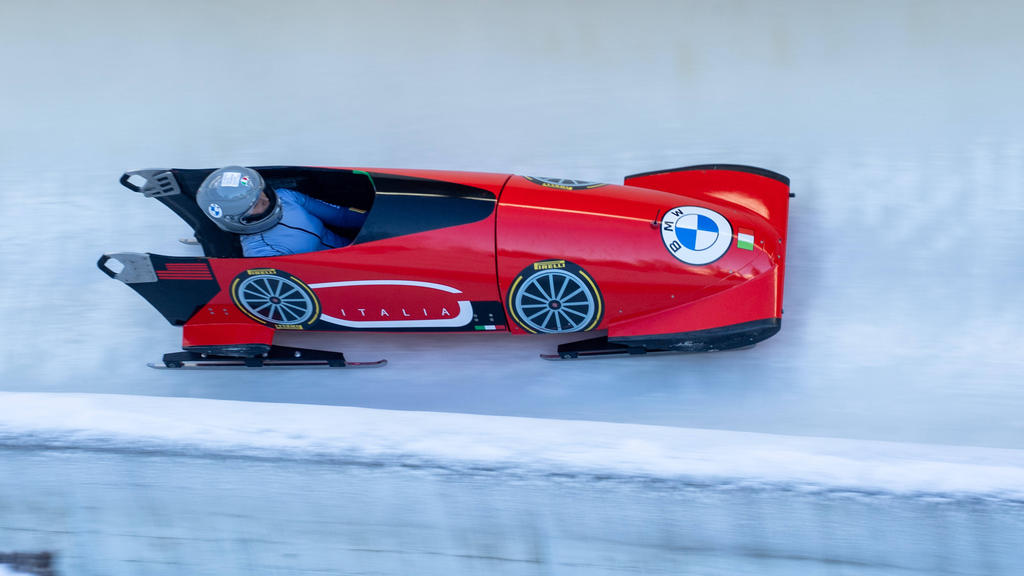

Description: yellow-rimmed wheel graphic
[508,261,602,334]
[231,270,320,327]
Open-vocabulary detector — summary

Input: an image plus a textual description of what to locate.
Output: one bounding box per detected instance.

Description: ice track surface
[1,393,1023,575]
[2,0,1024,574]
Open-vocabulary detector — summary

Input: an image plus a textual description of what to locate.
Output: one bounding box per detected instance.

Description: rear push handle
[97,254,118,278]
[119,169,182,197]
[96,253,158,284]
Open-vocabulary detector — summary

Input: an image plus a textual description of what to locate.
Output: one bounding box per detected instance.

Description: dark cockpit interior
[122,166,497,259]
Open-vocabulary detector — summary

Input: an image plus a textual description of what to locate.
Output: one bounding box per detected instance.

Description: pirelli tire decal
[507,260,603,334]
[231,269,321,329]
[524,176,607,191]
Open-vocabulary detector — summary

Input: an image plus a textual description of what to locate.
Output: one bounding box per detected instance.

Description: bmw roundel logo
[660,206,733,265]
[207,203,223,219]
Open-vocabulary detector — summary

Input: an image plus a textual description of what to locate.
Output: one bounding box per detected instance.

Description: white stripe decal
[308,280,463,293]
[319,301,474,328]
[309,280,473,328]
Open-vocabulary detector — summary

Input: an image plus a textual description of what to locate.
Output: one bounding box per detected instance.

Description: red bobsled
[99,164,791,367]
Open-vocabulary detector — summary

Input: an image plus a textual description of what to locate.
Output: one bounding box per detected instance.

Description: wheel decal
[231,270,320,328]
[508,261,602,334]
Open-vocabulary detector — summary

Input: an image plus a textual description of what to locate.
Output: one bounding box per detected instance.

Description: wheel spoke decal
[243,286,268,301]
[547,275,556,301]
[554,310,563,331]
[520,303,548,308]
[555,276,571,301]
[527,308,548,321]
[541,310,554,330]
[525,282,546,296]
[557,310,576,328]
[563,300,591,309]
[245,284,270,298]
[563,307,587,318]
[561,287,584,301]
[521,292,547,303]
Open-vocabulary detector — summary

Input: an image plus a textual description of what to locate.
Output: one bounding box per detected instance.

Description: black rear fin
[98,253,221,325]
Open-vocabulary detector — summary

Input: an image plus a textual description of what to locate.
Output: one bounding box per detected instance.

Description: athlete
[196,166,366,257]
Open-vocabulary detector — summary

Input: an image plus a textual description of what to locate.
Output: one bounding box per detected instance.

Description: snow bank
[1,391,1022,499]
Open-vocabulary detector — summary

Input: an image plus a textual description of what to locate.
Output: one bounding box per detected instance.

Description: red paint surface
[178,166,789,348]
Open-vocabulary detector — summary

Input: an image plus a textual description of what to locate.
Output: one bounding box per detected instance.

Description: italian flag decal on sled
[737,228,755,250]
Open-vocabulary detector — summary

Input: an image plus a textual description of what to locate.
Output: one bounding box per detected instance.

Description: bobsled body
[100,164,790,360]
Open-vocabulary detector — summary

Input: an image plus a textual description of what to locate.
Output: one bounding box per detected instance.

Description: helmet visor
[240,188,278,224]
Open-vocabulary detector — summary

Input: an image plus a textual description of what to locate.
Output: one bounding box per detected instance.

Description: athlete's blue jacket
[241,188,366,257]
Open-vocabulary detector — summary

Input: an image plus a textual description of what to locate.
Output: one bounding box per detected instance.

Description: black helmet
[196,166,282,234]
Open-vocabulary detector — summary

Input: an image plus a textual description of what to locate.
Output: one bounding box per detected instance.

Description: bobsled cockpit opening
[125,167,377,259]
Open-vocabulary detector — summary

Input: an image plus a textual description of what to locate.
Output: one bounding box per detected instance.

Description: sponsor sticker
[660,206,733,265]
[533,259,567,271]
[308,280,474,329]
[524,176,607,191]
[220,171,241,187]
[207,203,223,219]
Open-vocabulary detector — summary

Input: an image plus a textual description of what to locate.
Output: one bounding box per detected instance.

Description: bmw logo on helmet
[660,206,733,265]
[207,203,223,219]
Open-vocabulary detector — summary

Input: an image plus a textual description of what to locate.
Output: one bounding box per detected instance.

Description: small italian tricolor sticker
[737,228,755,250]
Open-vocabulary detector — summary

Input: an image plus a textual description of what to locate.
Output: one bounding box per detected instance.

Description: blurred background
[1,0,1023,574]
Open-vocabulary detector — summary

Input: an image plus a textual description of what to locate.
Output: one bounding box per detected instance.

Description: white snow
[2,391,1022,499]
